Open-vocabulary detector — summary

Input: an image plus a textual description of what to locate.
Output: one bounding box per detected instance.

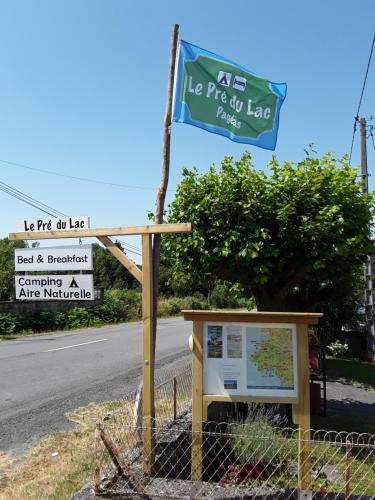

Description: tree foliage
[164,152,374,317]
[0,238,26,301]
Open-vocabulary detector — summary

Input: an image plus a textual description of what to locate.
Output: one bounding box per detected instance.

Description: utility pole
[360,117,375,361]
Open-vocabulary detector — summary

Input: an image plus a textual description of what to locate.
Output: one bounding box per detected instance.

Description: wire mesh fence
[154,365,192,428]
[93,378,375,499]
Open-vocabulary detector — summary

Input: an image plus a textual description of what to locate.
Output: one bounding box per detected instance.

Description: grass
[312,411,375,435]
[326,357,375,389]
[0,400,134,500]
[0,385,192,500]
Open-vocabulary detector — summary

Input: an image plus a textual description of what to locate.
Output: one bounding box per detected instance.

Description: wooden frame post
[191,320,204,481]
[142,234,154,475]
[292,323,311,492]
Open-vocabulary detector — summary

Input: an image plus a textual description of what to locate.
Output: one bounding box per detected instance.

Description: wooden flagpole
[152,24,180,350]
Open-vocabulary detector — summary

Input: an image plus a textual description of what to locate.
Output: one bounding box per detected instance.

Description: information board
[203,322,298,398]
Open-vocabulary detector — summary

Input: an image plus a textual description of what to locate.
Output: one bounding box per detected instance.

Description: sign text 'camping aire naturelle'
[16,216,90,232]
[15,274,94,301]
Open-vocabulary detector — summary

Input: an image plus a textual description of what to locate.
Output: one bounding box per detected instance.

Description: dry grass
[0,400,134,500]
[0,374,192,500]
[0,394,186,499]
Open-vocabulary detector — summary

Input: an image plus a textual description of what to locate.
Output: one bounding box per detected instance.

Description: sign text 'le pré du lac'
[16,216,90,232]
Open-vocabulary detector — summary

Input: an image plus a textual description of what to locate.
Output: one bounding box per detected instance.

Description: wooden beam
[97,236,142,284]
[203,395,298,404]
[8,222,192,241]
[292,323,311,491]
[142,234,154,475]
[191,320,204,481]
[183,310,322,325]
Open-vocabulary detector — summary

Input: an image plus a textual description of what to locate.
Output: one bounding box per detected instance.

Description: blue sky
[0,1,374,262]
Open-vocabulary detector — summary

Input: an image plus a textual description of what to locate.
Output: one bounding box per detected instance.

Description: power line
[115,239,142,256]
[120,241,142,252]
[370,129,375,154]
[0,180,67,218]
[356,34,375,118]
[0,158,156,191]
[349,117,358,165]
[349,34,375,165]
[0,180,67,217]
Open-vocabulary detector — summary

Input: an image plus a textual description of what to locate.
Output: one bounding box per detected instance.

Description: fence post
[345,440,351,500]
[93,421,102,493]
[173,377,177,421]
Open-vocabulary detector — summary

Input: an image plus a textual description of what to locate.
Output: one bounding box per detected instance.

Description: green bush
[231,410,296,468]
[210,282,247,309]
[96,288,141,323]
[0,313,17,335]
[158,294,208,317]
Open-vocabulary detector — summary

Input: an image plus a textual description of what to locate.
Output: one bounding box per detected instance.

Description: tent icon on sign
[69,277,79,288]
[217,71,232,87]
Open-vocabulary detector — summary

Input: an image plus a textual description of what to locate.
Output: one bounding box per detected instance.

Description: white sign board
[15,274,94,301]
[203,322,298,398]
[16,216,90,232]
[15,245,93,272]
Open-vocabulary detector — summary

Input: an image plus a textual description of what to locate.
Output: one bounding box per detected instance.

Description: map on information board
[246,327,294,390]
[203,322,298,398]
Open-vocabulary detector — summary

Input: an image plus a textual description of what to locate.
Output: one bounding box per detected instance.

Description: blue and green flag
[173,40,287,150]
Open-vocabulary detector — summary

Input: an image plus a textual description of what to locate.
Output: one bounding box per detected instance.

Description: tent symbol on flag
[217,71,232,87]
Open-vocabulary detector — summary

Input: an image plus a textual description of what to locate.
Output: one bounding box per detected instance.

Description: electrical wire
[356,34,375,118]
[0,180,67,217]
[0,158,156,191]
[370,130,375,155]
[0,180,67,218]
[115,239,142,257]
[349,34,375,165]
[349,118,358,165]
[120,241,142,253]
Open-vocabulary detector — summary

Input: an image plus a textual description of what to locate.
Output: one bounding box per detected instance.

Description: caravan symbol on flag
[233,75,247,91]
[217,71,232,86]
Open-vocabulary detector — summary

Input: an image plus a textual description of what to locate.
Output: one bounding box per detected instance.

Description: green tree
[0,238,26,301]
[163,152,374,318]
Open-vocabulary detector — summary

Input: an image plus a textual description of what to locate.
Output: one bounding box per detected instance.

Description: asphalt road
[0,317,192,454]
